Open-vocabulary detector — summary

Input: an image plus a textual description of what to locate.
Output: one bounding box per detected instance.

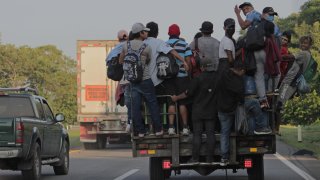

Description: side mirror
[55,113,65,122]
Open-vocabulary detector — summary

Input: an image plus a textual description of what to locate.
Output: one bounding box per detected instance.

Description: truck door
[34,98,49,155]
[42,100,62,156]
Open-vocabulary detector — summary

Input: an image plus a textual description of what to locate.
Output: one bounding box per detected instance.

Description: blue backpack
[123,41,147,83]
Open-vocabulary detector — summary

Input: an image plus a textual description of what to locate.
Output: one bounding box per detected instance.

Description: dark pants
[192,118,216,162]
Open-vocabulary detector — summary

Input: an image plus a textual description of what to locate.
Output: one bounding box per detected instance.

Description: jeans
[218,111,235,159]
[123,84,132,124]
[192,118,216,162]
[244,98,269,134]
[254,49,267,100]
[131,79,162,134]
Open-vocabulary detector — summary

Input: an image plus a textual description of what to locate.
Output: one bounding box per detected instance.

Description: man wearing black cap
[234,2,261,30]
[171,58,219,164]
[190,21,220,72]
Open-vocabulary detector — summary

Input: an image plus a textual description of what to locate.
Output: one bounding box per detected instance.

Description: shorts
[155,78,176,106]
[175,76,192,105]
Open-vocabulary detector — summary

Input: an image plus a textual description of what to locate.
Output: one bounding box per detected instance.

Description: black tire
[149,157,165,180]
[247,155,264,180]
[83,142,98,150]
[97,135,106,149]
[22,143,41,180]
[53,140,69,175]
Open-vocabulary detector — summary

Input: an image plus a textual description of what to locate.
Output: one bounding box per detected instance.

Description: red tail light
[244,159,252,168]
[16,121,24,144]
[162,160,171,169]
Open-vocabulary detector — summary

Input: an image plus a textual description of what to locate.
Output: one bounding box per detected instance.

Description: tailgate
[0,118,15,146]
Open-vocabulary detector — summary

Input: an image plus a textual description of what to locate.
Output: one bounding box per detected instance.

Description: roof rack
[0,87,39,95]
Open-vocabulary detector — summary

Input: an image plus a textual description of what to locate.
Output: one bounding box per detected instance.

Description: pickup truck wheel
[22,143,41,180]
[53,140,69,175]
[247,155,264,180]
[149,157,165,180]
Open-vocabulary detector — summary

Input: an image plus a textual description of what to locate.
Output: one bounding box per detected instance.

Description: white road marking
[274,152,316,180]
[114,169,140,180]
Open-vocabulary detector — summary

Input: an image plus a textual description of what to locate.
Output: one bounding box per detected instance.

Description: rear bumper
[0,148,22,158]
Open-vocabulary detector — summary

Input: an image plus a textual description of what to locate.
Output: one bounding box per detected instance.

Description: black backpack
[245,21,266,51]
[107,55,124,81]
[156,40,180,79]
[123,41,147,83]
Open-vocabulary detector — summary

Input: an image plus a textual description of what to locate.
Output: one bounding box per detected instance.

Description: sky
[0,0,308,59]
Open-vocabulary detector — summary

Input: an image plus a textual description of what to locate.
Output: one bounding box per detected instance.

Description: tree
[0,44,77,124]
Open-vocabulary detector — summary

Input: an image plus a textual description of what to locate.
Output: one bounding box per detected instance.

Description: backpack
[245,21,266,51]
[123,41,147,83]
[107,55,124,81]
[303,55,318,82]
[156,40,180,79]
[190,38,202,78]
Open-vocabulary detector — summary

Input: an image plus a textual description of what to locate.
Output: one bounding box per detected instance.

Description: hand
[234,5,241,15]
[171,95,178,102]
[183,62,189,72]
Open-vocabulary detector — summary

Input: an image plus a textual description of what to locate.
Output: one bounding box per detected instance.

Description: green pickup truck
[0,87,70,180]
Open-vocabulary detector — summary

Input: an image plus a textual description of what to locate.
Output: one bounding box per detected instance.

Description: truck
[132,94,278,180]
[76,40,129,149]
[0,87,69,180]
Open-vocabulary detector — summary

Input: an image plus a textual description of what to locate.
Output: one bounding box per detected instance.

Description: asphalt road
[1,140,319,180]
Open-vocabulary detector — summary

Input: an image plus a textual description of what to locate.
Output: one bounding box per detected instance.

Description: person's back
[190,21,220,71]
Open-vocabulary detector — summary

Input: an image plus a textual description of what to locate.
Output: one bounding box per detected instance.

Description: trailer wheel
[22,143,41,180]
[97,135,106,149]
[83,142,98,150]
[53,140,69,175]
[247,154,264,180]
[149,157,165,180]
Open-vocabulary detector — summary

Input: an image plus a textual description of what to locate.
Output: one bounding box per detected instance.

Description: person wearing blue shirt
[165,24,192,136]
[106,30,128,63]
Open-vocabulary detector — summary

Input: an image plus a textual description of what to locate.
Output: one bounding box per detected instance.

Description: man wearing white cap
[119,23,163,137]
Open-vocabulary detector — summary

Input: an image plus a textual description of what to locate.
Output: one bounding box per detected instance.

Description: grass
[279,124,320,159]
[67,128,81,149]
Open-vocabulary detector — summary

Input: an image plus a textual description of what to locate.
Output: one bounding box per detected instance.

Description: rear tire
[53,140,69,175]
[22,143,41,180]
[149,157,166,180]
[247,154,264,180]
[83,142,98,150]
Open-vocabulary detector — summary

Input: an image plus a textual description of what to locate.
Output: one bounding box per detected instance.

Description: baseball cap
[263,7,278,16]
[239,2,253,9]
[199,21,213,34]
[224,18,235,28]
[131,23,150,34]
[168,24,180,36]
[117,30,128,40]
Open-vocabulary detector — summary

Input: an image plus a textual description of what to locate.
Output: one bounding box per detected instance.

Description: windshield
[0,97,35,118]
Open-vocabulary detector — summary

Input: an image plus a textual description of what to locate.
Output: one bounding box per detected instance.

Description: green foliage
[283,91,320,125]
[0,44,77,124]
[299,0,320,25]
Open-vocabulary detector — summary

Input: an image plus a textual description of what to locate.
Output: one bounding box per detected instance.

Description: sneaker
[187,158,199,165]
[155,130,163,136]
[182,128,189,136]
[138,133,145,138]
[125,124,131,133]
[220,158,229,166]
[168,128,176,135]
[254,127,272,135]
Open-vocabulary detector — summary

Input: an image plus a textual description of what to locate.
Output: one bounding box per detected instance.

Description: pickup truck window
[0,97,35,118]
[42,100,54,121]
[35,98,45,120]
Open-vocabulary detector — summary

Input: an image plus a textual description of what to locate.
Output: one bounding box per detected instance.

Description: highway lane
[0,141,319,180]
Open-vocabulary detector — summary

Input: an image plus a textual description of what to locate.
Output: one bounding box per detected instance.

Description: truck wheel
[53,140,69,175]
[22,143,41,180]
[83,142,98,150]
[149,157,165,180]
[97,135,106,149]
[247,154,264,180]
